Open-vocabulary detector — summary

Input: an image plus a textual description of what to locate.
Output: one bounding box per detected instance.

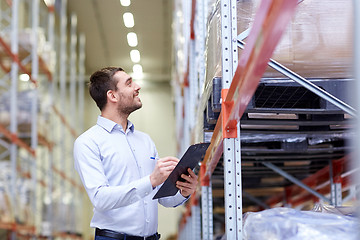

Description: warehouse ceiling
[67,0,173,82]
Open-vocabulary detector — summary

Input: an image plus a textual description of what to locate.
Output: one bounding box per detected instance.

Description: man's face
[113,71,142,115]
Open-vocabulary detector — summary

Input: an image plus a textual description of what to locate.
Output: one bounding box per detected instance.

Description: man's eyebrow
[125,77,132,84]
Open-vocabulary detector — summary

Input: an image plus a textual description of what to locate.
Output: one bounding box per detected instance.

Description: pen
[150,157,158,160]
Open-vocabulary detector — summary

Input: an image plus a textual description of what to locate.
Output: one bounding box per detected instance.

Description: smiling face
[112,70,142,115]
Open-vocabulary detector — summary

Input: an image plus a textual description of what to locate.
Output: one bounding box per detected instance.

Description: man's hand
[176,168,198,197]
[150,157,179,188]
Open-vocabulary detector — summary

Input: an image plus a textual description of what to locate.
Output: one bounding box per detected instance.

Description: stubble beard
[117,97,142,116]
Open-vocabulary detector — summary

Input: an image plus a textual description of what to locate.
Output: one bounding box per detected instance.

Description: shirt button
[144,201,147,205]
[146,219,150,223]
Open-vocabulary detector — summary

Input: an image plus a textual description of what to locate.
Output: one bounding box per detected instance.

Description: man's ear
[107,89,118,103]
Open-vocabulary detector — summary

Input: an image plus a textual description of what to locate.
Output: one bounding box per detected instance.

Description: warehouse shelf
[0,0,86,239]
[173,0,356,239]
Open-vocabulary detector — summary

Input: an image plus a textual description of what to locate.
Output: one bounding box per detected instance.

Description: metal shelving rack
[174,0,357,239]
[0,0,86,239]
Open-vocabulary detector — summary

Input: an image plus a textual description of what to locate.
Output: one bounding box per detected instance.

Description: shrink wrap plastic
[0,90,39,126]
[0,161,34,225]
[243,207,359,240]
[0,28,56,73]
[205,0,353,91]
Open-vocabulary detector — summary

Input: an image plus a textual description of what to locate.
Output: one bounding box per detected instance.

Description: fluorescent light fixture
[120,0,131,7]
[130,49,140,63]
[132,64,143,79]
[19,74,30,82]
[43,0,55,6]
[133,64,143,74]
[127,32,138,47]
[123,12,134,28]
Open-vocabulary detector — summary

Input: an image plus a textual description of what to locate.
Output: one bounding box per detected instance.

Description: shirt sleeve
[74,136,153,211]
[157,190,189,207]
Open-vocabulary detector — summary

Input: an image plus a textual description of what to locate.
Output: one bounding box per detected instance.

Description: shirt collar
[97,115,134,133]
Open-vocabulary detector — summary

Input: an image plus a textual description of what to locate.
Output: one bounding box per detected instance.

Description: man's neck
[101,111,129,130]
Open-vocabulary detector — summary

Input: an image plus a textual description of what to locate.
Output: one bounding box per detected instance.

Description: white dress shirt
[74,116,187,236]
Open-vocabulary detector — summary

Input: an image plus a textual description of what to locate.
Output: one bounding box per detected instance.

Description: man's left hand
[176,168,198,197]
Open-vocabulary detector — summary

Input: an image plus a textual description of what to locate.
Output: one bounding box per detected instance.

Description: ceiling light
[120,0,131,7]
[130,49,140,63]
[127,32,138,47]
[133,64,143,74]
[43,0,55,6]
[19,74,30,82]
[132,64,144,79]
[123,12,134,28]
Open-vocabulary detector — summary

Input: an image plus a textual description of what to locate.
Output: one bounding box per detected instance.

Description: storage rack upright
[173,0,357,239]
[0,0,86,238]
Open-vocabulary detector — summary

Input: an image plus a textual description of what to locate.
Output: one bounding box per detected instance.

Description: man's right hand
[150,156,179,188]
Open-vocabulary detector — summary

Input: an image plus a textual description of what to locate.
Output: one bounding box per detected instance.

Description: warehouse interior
[0,0,359,239]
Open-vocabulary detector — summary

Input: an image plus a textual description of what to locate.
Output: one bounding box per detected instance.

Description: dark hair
[89,67,124,111]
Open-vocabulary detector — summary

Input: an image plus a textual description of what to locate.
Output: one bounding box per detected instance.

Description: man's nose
[134,82,141,90]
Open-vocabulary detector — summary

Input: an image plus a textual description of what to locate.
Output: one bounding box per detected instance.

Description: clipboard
[153,142,210,199]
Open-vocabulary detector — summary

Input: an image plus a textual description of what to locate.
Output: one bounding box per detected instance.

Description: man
[74,67,198,240]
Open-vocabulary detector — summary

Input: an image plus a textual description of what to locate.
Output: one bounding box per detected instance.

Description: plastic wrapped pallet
[243,207,359,240]
[0,90,39,130]
[0,161,14,223]
[204,0,353,93]
[0,28,55,73]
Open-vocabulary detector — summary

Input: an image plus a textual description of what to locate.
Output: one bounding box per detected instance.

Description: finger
[176,181,190,188]
[176,181,196,189]
[158,158,179,165]
[181,173,198,183]
[176,184,194,195]
[160,157,179,163]
[158,161,178,169]
[187,168,197,177]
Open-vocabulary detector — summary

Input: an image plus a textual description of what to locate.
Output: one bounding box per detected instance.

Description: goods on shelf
[0,161,34,226]
[243,206,358,240]
[174,0,357,238]
[0,161,14,223]
[203,0,353,212]
[0,90,39,131]
[205,0,353,90]
[0,28,56,73]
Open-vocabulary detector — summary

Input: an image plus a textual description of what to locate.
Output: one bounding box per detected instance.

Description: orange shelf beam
[0,35,53,82]
[266,155,353,207]
[0,124,36,157]
[0,36,37,86]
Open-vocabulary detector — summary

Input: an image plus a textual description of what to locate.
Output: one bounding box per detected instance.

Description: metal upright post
[201,178,213,240]
[77,33,86,133]
[191,197,201,240]
[189,39,197,130]
[9,1,19,239]
[196,0,207,94]
[47,1,55,237]
[353,1,360,234]
[196,1,215,238]
[220,0,241,239]
[70,14,77,129]
[69,13,78,234]
[59,0,67,232]
[31,0,39,235]
[329,160,342,206]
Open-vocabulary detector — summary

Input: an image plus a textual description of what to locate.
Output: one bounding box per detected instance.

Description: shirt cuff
[173,191,189,207]
[136,175,153,198]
